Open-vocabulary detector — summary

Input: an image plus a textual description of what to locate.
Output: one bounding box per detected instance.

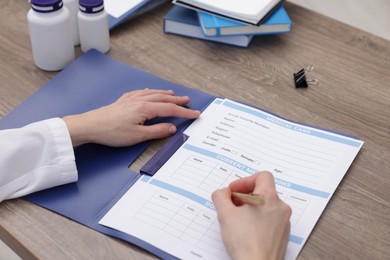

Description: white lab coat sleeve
[0,118,78,202]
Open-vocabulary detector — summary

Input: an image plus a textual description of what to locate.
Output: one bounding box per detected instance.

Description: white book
[105,0,146,18]
[173,0,284,25]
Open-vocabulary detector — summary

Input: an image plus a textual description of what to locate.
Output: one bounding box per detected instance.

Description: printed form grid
[171,154,310,226]
[134,192,228,257]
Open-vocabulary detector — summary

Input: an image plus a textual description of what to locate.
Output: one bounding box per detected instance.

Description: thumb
[139,123,177,141]
[212,188,235,216]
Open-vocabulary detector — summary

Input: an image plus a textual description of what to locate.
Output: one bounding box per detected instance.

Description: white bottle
[78,0,110,53]
[63,0,80,46]
[27,0,75,71]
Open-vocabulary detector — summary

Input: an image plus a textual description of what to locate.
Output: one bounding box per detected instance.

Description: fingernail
[169,125,177,134]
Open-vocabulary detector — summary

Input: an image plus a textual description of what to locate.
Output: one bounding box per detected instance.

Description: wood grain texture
[1,1,389,259]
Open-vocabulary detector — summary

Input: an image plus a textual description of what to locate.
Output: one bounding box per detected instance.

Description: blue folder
[0,49,216,259]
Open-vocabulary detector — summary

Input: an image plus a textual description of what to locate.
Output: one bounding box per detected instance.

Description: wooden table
[1,1,389,259]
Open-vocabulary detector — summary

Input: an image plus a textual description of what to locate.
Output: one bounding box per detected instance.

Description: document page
[177,0,274,17]
[99,98,363,260]
[175,0,281,23]
[105,0,146,18]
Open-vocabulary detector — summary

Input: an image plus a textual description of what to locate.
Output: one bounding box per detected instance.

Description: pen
[231,192,265,205]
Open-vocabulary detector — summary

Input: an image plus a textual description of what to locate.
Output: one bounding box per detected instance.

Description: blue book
[198,5,292,37]
[164,5,253,48]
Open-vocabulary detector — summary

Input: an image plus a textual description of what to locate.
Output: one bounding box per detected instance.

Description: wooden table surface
[1,1,389,259]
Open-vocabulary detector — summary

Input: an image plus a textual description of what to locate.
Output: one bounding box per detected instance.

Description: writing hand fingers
[229,171,278,200]
[212,188,235,219]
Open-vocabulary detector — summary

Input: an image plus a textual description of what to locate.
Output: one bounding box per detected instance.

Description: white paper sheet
[99,98,363,259]
[174,0,281,23]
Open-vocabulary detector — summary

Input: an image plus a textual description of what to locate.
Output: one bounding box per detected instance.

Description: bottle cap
[31,0,63,13]
[79,0,104,14]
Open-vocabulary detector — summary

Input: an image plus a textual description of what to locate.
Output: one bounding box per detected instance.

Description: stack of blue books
[163,4,292,48]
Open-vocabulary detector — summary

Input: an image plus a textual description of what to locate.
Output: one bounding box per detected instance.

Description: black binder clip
[294,65,319,88]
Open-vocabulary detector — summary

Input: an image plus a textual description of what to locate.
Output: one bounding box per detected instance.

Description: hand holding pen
[212,171,292,260]
[231,192,265,206]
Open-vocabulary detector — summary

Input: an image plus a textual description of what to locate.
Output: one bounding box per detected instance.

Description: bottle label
[31,1,63,13]
[79,4,104,14]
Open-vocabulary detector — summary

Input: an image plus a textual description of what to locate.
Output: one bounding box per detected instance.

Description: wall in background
[288,0,390,40]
